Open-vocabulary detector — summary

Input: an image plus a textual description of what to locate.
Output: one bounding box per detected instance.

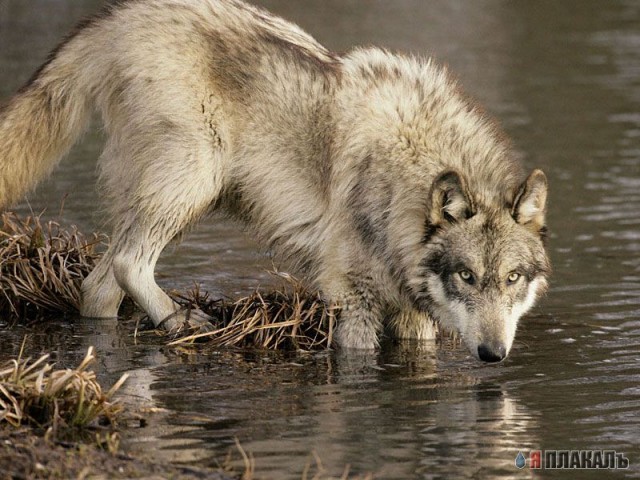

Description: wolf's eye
[506,272,521,285]
[459,270,475,285]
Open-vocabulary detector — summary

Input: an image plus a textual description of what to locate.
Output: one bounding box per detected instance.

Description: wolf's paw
[334,321,380,350]
[159,308,215,335]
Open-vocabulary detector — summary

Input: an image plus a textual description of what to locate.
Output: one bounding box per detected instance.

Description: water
[1,0,639,478]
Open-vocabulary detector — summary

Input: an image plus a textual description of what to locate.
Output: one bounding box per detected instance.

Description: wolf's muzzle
[477,344,506,363]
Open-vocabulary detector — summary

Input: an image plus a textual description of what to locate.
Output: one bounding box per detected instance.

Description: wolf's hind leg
[109,222,211,331]
[81,137,224,330]
[107,212,218,330]
[110,164,222,330]
[81,254,125,318]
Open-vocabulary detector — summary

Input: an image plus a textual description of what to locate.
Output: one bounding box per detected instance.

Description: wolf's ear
[512,169,548,232]
[428,170,474,226]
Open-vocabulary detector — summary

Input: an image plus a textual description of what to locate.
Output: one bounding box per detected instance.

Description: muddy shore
[0,427,234,480]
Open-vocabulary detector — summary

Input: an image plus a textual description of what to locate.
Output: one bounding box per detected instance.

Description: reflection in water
[1,0,640,478]
[119,336,539,479]
[5,314,539,478]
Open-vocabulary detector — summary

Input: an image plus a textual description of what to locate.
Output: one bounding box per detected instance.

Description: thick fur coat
[0,0,550,361]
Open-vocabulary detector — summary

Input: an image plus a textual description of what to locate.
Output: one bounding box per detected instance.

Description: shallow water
[1,0,639,478]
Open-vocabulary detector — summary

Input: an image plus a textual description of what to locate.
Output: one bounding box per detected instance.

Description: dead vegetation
[1,212,338,350]
[0,342,128,446]
[0,212,105,319]
[167,271,338,350]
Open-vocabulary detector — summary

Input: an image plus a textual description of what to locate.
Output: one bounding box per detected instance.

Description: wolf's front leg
[388,309,438,341]
[331,275,385,350]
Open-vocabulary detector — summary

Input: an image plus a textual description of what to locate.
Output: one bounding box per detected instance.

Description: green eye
[507,272,521,285]
[459,270,474,285]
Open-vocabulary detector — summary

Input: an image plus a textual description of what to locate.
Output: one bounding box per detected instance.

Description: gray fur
[0,0,550,360]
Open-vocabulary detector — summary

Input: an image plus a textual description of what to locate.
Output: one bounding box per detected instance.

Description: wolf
[0,0,550,362]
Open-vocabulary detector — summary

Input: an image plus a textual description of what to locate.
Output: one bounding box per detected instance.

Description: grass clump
[0,212,104,318]
[0,343,128,440]
[168,272,339,351]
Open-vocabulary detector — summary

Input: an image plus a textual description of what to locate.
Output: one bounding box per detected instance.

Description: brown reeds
[1,212,338,350]
[0,212,104,318]
[168,271,339,351]
[0,343,128,438]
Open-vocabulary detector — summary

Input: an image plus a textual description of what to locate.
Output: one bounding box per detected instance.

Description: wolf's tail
[0,37,95,208]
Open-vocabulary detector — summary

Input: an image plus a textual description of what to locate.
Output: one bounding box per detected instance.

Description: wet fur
[0,0,550,358]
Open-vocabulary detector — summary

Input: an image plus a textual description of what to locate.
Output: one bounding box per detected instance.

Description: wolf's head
[414,169,550,362]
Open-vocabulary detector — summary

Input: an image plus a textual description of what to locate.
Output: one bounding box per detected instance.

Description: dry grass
[1,212,338,351]
[168,271,339,351]
[0,342,128,441]
[0,212,105,318]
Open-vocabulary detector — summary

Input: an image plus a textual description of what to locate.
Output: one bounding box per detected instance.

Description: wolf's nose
[477,344,506,363]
